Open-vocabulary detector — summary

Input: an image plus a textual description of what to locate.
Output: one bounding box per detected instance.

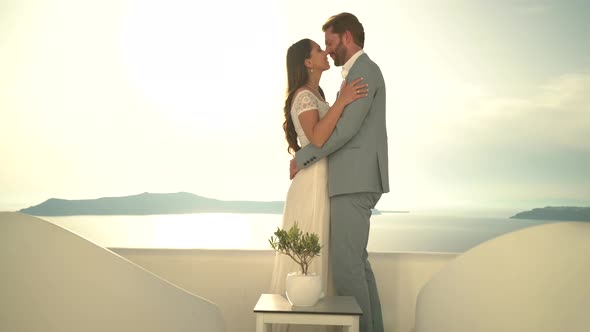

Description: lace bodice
[291,90,330,147]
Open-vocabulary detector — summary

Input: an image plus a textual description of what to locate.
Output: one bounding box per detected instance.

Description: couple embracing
[269,12,389,332]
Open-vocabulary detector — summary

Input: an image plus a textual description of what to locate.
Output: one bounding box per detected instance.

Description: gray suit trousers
[330,192,384,332]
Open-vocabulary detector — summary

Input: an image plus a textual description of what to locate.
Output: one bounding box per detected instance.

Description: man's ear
[343,31,353,45]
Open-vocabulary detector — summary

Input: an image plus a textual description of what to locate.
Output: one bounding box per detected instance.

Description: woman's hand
[337,77,368,106]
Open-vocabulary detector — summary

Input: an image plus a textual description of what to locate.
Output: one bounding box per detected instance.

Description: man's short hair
[322,12,365,48]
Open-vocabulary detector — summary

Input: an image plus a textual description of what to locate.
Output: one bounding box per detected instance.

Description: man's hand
[289,158,300,180]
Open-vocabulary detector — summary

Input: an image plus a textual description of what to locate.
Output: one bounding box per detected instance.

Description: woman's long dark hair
[283,39,325,155]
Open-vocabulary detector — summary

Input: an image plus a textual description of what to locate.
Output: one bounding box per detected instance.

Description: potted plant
[269,223,323,306]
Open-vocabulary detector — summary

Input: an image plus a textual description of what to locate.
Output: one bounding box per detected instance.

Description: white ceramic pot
[285,272,322,307]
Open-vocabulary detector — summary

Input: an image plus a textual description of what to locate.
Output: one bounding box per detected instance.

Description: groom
[290,12,389,332]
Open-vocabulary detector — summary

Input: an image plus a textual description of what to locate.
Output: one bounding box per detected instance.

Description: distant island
[19,192,384,216]
[20,192,285,216]
[511,206,590,222]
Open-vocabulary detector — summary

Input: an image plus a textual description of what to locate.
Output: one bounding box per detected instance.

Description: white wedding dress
[269,90,335,332]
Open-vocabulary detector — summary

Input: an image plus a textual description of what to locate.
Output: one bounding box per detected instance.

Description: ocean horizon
[39,212,560,253]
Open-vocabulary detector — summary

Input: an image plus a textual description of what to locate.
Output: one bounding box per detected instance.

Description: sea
[42,212,560,253]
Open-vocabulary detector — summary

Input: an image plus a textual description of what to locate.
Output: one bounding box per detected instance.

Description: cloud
[395,70,590,207]
[514,2,551,15]
[470,71,590,149]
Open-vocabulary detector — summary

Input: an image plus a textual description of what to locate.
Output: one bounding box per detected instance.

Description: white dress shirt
[341,49,365,79]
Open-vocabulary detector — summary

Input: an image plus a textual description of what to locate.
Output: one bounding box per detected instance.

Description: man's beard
[333,42,346,66]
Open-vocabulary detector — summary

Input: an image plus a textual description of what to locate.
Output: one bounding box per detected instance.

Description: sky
[1,0,589,215]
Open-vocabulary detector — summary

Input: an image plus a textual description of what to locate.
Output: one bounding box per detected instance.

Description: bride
[269,38,367,331]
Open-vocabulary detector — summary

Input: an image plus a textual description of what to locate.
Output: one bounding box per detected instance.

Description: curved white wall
[415,221,590,332]
[0,212,225,332]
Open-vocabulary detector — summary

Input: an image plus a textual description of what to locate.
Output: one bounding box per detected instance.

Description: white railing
[113,248,456,332]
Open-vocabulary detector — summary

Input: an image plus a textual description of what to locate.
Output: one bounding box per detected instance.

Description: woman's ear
[304,58,312,70]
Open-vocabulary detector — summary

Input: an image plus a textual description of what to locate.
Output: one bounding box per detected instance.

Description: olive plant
[269,223,321,275]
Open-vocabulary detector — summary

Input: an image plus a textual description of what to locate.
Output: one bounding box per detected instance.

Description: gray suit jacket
[295,53,389,197]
